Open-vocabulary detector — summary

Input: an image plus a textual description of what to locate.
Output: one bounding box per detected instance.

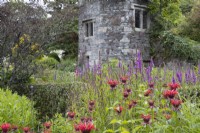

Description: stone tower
[78,0,150,67]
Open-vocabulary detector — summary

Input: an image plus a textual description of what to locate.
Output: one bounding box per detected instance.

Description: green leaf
[103,129,115,133]
[132,126,142,133]
[109,119,119,124]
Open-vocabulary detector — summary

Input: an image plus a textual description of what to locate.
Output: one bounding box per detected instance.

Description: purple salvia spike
[192,71,197,84]
[172,76,176,84]
[118,60,122,68]
[176,71,182,83]
[185,72,189,84]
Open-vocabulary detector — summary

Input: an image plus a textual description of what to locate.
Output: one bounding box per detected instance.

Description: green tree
[45,0,79,58]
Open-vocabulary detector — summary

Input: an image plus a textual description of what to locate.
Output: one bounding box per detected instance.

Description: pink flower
[89,100,95,107]
[128,100,137,109]
[108,79,118,89]
[74,124,80,132]
[1,123,11,133]
[163,90,178,99]
[148,100,154,108]
[23,127,30,133]
[170,99,182,110]
[11,125,18,131]
[123,91,129,99]
[120,76,128,84]
[164,114,172,120]
[77,122,95,133]
[141,114,151,124]
[148,82,154,88]
[67,112,76,119]
[114,105,123,114]
[168,82,180,90]
[144,89,152,97]
[124,88,132,94]
[43,122,51,129]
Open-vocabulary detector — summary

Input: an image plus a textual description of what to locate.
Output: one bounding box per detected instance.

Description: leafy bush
[35,56,59,69]
[48,52,61,62]
[160,31,200,63]
[50,113,73,133]
[57,58,76,72]
[180,4,200,42]
[11,83,83,120]
[0,88,38,128]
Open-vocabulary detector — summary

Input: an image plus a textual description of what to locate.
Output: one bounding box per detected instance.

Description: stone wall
[79,0,150,67]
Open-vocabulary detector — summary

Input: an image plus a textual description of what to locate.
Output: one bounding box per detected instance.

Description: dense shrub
[0,88,37,128]
[58,58,76,72]
[11,83,83,120]
[151,31,200,65]
[161,32,200,63]
[35,56,59,69]
[48,52,61,62]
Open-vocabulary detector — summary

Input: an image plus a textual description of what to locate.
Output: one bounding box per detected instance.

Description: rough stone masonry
[78,0,150,67]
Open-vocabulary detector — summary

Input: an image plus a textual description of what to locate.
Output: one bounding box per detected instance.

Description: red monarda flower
[170,99,182,109]
[114,105,123,114]
[89,100,95,107]
[148,100,154,108]
[67,112,76,119]
[123,91,129,99]
[168,82,180,90]
[120,76,128,84]
[165,90,178,99]
[1,123,11,133]
[23,127,30,133]
[164,114,172,120]
[88,106,94,112]
[141,114,151,124]
[77,122,95,133]
[144,89,152,97]
[43,122,51,129]
[74,124,80,132]
[128,100,137,109]
[12,125,18,131]
[148,82,154,88]
[124,88,132,94]
[107,79,118,89]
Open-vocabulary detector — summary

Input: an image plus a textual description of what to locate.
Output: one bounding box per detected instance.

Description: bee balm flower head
[141,114,151,124]
[77,122,95,133]
[108,79,118,89]
[1,123,11,133]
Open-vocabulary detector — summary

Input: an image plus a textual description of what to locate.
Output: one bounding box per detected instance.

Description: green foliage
[57,58,76,72]
[180,4,200,42]
[48,52,61,62]
[0,88,37,127]
[160,31,200,63]
[35,56,59,69]
[11,82,83,120]
[50,113,73,133]
[149,0,183,29]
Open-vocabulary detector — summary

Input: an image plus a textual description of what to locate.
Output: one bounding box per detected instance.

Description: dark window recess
[143,11,148,29]
[84,21,93,37]
[86,23,89,37]
[90,22,93,36]
[135,9,140,28]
